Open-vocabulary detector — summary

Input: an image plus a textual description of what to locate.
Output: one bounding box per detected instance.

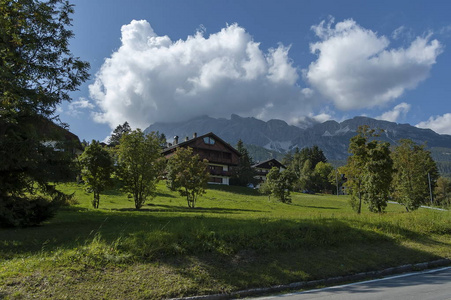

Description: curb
[169,258,451,300]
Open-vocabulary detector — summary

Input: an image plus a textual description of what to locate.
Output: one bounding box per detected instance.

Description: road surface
[253,267,451,300]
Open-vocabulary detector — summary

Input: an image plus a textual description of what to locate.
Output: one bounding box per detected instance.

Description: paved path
[252,267,451,300]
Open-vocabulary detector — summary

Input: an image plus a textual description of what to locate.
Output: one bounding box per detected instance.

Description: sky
[60,0,451,142]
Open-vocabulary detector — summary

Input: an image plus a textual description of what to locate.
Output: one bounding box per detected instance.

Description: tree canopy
[0,0,89,225]
[391,139,438,211]
[231,140,256,186]
[166,147,210,208]
[341,126,393,213]
[79,141,113,209]
[264,167,295,203]
[116,130,164,209]
[283,145,328,192]
[108,122,131,146]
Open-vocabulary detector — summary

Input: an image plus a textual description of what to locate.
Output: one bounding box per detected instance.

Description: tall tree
[435,177,451,207]
[0,0,89,223]
[299,159,314,192]
[313,161,334,193]
[166,147,209,208]
[231,140,255,186]
[116,129,164,209]
[108,121,131,146]
[286,146,327,191]
[362,140,393,213]
[342,126,393,213]
[79,141,113,209]
[391,139,439,211]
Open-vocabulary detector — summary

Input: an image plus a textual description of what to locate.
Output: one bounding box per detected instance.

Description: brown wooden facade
[252,158,286,184]
[161,132,240,185]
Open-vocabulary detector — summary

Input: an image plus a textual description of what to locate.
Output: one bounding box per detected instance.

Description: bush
[0,195,60,227]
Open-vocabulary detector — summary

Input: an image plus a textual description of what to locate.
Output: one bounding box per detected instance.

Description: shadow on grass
[1,208,447,266]
[102,189,124,196]
[291,204,341,210]
[156,191,176,198]
[111,204,263,214]
[207,184,261,196]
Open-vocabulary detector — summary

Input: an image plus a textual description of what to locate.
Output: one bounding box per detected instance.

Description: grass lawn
[0,182,450,299]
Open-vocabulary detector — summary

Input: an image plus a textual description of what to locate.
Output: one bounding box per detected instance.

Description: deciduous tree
[313,161,334,193]
[79,141,113,208]
[116,130,164,209]
[435,177,451,207]
[166,147,209,208]
[391,139,439,211]
[342,126,393,213]
[286,146,327,192]
[265,167,295,203]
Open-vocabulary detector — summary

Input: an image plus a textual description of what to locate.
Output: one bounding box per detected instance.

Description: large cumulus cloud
[305,18,443,110]
[90,20,311,129]
[89,18,445,131]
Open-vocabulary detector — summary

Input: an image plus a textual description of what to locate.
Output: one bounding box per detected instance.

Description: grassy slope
[0,182,450,299]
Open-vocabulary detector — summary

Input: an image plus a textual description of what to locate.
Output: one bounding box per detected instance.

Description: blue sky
[60,0,451,142]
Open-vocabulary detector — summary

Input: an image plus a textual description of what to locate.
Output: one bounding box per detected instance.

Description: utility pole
[428,172,433,206]
[336,171,339,196]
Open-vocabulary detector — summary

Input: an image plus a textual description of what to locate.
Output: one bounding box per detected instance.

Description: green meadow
[1,182,450,299]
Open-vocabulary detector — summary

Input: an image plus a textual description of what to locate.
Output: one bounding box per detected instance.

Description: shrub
[0,195,60,227]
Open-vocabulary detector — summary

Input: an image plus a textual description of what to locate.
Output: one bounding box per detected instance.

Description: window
[203,137,215,145]
[209,165,223,172]
[209,177,223,183]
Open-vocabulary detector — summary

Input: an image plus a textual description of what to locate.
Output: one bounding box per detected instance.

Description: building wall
[163,134,240,186]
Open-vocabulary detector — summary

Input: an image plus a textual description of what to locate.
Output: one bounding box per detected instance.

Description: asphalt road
[253,267,451,300]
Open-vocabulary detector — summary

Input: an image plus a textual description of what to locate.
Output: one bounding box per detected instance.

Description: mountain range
[145,114,451,174]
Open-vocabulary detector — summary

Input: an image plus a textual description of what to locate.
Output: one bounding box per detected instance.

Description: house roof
[252,158,286,169]
[161,132,241,156]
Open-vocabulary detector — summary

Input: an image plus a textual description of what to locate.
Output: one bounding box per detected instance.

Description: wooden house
[161,132,241,185]
[252,158,286,184]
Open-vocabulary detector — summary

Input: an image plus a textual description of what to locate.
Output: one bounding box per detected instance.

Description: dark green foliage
[166,147,210,208]
[0,186,72,227]
[116,130,164,209]
[155,131,167,149]
[435,177,451,207]
[230,139,256,186]
[265,167,296,203]
[313,161,335,193]
[362,140,393,213]
[391,139,439,211]
[0,0,89,226]
[79,141,114,208]
[341,126,393,213]
[284,145,328,192]
[0,196,58,228]
[108,122,131,146]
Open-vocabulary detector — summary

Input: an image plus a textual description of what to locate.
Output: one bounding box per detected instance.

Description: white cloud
[90,20,312,129]
[416,114,451,135]
[376,102,411,122]
[392,26,406,40]
[67,97,95,117]
[305,18,443,111]
[290,110,334,128]
[311,112,333,123]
